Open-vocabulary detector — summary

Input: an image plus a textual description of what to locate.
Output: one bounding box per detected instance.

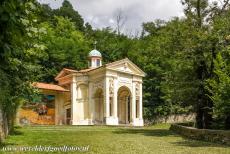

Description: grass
[0,124,229,154]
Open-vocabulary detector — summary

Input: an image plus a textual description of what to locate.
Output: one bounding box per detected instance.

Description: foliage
[38,16,90,82]
[91,28,133,63]
[38,0,84,31]
[206,51,230,129]
[131,18,197,120]
[0,0,46,140]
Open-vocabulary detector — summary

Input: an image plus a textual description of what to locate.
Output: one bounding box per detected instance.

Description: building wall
[63,63,144,126]
[71,75,92,125]
[17,90,67,126]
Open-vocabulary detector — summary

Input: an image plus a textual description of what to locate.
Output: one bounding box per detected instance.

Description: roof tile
[33,82,69,92]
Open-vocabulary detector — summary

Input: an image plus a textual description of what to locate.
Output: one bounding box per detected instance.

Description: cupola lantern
[88,41,102,68]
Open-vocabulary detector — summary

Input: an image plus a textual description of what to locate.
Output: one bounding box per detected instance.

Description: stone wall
[170,124,230,145]
[145,113,195,125]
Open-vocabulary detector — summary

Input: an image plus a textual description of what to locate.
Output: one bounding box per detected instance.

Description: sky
[38,0,184,34]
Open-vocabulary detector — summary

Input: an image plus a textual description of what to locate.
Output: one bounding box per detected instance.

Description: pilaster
[71,76,77,125]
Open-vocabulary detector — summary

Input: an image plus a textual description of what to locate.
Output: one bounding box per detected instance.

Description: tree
[114,9,127,35]
[206,52,230,129]
[131,18,195,120]
[0,0,45,141]
[53,0,84,31]
[133,0,230,129]
[39,16,90,82]
[206,4,230,129]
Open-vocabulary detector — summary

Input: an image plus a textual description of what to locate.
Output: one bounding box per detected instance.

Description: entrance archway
[118,86,131,124]
[94,88,104,123]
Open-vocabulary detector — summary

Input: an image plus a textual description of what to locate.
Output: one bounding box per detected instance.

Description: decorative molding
[119,76,131,84]
[76,76,89,82]
[124,62,128,71]
[105,58,146,77]
[135,82,140,97]
[93,80,104,90]
[76,81,88,86]
[105,74,118,79]
[109,77,114,97]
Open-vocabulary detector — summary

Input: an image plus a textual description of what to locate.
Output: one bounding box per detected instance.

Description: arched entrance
[118,86,131,124]
[94,88,104,123]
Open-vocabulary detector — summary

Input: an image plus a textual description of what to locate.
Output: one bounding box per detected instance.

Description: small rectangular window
[96,59,100,66]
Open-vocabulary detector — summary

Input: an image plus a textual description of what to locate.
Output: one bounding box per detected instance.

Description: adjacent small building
[31,49,145,126]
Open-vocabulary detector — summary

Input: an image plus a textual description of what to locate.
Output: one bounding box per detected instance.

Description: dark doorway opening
[66,108,71,125]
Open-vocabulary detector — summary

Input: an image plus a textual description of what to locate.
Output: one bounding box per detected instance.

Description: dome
[88,49,102,57]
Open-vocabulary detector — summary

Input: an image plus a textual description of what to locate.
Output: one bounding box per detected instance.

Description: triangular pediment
[105,58,146,77]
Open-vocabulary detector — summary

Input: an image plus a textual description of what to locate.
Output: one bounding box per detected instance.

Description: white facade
[54,54,145,126]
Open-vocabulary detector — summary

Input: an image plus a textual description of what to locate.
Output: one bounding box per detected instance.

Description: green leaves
[0,0,46,136]
[38,16,90,82]
[206,51,230,119]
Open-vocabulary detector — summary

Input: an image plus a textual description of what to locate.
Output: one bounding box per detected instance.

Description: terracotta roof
[63,68,97,73]
[79,68,96,72]
[55,67,101,80]
[33,82,69,92]
[63,68,78,73]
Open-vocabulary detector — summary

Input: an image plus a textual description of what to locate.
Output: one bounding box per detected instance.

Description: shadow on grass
[0,142,17,148]
[171,139,229,148]
[113,128,176,137]
[114,128,229,148]
[0,129,22,148]
[10,129,24,136]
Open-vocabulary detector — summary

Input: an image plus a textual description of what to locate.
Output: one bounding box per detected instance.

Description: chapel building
[33,49,145,126]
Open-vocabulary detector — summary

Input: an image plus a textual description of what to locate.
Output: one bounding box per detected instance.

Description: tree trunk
[225,115,230,130]
[203,104,213,129]
[195,60,213,129]
[195,106,204,129]
[0,107,6,142]
[3,112,9,139]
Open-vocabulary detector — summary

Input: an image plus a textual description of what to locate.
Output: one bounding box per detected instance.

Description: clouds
[38,0,184,33]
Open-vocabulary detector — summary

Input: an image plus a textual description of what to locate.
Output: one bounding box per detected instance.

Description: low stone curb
[170,124,230,145]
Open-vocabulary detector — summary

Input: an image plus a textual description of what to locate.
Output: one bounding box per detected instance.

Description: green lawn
[1,124,229,154]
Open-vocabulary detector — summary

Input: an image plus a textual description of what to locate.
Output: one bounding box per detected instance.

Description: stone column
[71,77,77,125]
[126,96,129,123]
[59,93,65,125]
[139,83,143,119]
[113,78,118,118]
[56,93,65,125]
[88,82,94,124]
[131,82,136,124]
[55,93,59,125]
[104,77,110,119]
